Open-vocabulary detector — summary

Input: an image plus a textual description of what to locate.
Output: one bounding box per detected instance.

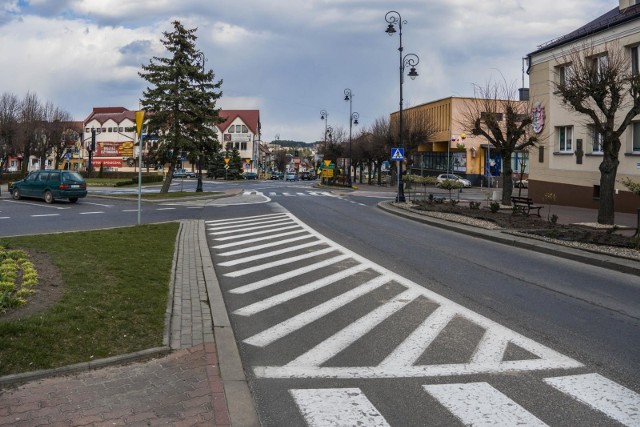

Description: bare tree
[461,79,537,205]
[41,102,73,169]
[401,110,438,173]
[554,42,640,224]
[368,116,393,185]
[0,92,20,174]
[18,92,45,174]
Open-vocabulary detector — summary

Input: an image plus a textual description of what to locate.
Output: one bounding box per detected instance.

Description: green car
[10,170,88,204]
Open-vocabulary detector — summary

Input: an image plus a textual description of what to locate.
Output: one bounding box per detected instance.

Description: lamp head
[354,118,359,126]
[386,23,396,36]
[321,114,325,120]
[344,94,350,101]
[408,66,418,80]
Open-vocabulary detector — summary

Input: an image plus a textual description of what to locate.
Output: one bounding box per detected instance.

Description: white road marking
[208,218,291,234]
[216,235,312,256]
[207,214,288,230]
[222,213,583,379]
[234,264,370,316]
[156,207,176,211]
[224,247,337,278]
[378,306,456,368]
[544,373,640,426]
[79,211,104,215]
[285,289,422,368]
[212,229,307,249]
[424,382,547,426]
[122,209,140,212]
[244,275,392,347]
[290,388,390,427]
[83,202,113,207]
[229,254,351,294]
[218,241,322,267]
[31,214,60,217]
[0,217,9,219]
[212,224,301,241]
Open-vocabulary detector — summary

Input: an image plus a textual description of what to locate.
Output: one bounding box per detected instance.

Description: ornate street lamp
[385,10,419,203]
[195,51,207,192]
[344,89,359,187]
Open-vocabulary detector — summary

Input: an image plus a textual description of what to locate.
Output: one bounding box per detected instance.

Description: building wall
[528,15,640,213]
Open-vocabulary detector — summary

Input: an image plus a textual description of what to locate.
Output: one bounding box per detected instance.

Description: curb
[378,201,640,276]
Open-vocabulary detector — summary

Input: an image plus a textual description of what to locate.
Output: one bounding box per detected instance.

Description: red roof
[218,110,260,135]
[84,107,136,126]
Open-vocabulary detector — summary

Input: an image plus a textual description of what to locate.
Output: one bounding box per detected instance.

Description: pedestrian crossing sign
[391,147,405,161]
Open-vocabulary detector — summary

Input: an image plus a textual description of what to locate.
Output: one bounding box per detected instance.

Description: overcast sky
[0,0,615,142]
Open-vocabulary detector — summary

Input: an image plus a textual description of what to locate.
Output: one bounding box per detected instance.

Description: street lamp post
[320,110,329,183]
[385,10,419,203]
[344,89,359,187]
[195,51,207,193]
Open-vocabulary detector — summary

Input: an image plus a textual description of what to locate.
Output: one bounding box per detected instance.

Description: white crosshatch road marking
[207,212,583,379]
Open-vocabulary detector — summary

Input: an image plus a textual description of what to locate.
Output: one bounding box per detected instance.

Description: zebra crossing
[206,213,640,426]
[242,190,337,198]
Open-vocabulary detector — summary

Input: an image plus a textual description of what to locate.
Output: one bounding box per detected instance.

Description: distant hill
[271,140,322,148]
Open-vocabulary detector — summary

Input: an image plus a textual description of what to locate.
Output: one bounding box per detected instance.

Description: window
[108,127,113,132]
[480,112,503,121]
[591,126,604,153]
[632,46,640,76]
[242,125,248,133]
[593,54,608,80]
[557,126,573,152]
[559,64,573,85]
[118,127,123,132]
[234,142,240,149]
[633,122,640,152]
[241,142,247,150]
[85,127,90,133]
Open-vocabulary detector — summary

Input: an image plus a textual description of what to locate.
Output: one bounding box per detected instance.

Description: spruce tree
[139,20,223,193]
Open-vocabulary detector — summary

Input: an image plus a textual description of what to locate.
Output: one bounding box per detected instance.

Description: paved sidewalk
[0,220,259,427]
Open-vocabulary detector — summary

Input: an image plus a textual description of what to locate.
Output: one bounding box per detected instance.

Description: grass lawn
[0,223,179,376]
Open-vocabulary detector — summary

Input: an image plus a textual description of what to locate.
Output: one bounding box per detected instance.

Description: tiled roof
[218,110,260,135]
[531,4,640,55]
[84,107,136,126]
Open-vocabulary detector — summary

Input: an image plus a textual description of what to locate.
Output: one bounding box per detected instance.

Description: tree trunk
[161,162,176,193]
[501,151,514,206]
[597,148,620,225]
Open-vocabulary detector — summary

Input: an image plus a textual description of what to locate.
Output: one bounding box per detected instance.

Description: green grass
[0,223,179,375]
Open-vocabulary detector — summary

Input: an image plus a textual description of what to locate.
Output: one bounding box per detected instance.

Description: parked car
[270,172,284,180]
[285,171,299,181]
[514,178,528,188]
[10,170,87,204]
[173,168,196,178]
[300,171,316,180]
[242,172,258,180]
[435,173,472,188]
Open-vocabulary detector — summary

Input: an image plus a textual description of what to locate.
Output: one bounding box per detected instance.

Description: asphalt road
[2,179,639,426]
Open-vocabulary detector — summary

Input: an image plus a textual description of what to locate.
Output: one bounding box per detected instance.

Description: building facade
[83,107,138,170]
[527,0,640,213]
[392,97,529,186]
[215,110,261,172]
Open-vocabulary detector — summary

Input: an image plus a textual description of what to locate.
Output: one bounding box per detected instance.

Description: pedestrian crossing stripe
[391,147,404,160]
[291,379,640,426]
[208,212,584,379]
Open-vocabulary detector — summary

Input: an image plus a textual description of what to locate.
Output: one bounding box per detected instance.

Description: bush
[469,201,481,210]
[489,201,500,213]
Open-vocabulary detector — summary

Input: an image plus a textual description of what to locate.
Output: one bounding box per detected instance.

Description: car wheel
[69,197,78,203]
[44,190,54,204]
[12,188,21,200]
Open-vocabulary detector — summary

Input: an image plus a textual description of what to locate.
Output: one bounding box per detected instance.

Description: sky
[0,0,616,143]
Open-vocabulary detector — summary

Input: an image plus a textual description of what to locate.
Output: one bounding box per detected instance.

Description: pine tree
[229,147,243,179]
[139,20,223,193]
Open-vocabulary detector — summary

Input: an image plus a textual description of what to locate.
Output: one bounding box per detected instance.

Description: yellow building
[391,97,529,186]
[527,0,640,213]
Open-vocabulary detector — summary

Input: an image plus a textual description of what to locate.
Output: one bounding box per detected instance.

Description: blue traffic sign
[391,147,405,161]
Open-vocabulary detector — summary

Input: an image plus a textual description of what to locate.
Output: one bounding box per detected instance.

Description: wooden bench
[511,196,543,217]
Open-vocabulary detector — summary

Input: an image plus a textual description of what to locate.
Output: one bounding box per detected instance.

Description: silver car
[436,173,472,188]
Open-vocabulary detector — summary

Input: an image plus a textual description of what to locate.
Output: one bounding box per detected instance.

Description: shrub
[469,201,481,210]
[489,201,500,213]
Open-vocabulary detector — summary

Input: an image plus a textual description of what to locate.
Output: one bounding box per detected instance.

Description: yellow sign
[224,158,230,164]
[324,160,332,167]
[322,169,334,178]
[135,111,145,137]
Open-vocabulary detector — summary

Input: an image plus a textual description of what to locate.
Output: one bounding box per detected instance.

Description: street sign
[324,160,332,167]
[391,147,405,161]
[224,158,230,164]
